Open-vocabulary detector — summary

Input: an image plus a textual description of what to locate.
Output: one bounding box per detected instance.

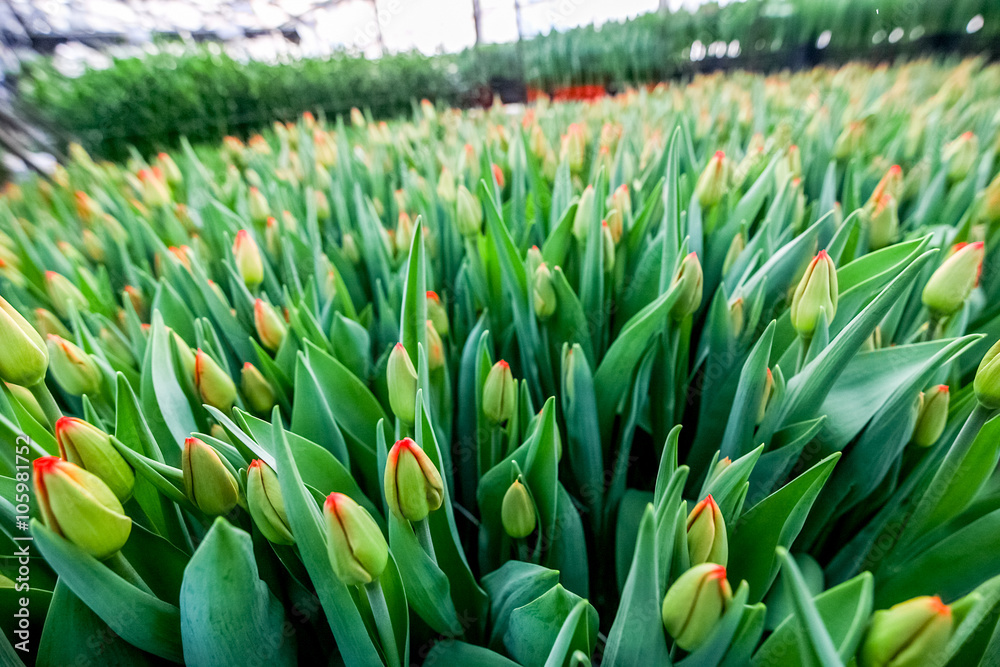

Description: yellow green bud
[974,338,1000,409]
[324,492,387,586]
[386,343,418,424]
[241,362,276,414]
[233,230,264,289]
[384,437,444,522]
[0,296,48,386]
[194,349,237,413]
[922,242,983,317]
[662,563,733,651]
[247,459,293,545]
[533,263,557,320]
[501,478,536,539]
[670,252,704,321]
[47,334,101,396]
[694,151,730,208]
[254,299,287,352]
[456,185,483,237]
[182,437,240,516]
[912,385,949,447]
[56,417,134,502]
[483,360,516,424]
[791,250,838,338]
[686,495,728,566]
[45,271,86,319]
[860,596,953,667]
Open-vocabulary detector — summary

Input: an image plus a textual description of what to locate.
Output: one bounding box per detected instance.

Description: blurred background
[0,0,997,172]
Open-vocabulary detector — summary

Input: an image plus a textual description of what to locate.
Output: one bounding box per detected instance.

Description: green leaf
[504,584,597,666]
[774,548,845,667]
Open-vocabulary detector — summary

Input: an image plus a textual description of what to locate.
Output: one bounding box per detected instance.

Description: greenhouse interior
[3,0,1000,665]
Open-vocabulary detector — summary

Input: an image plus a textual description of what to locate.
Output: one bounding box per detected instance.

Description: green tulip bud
[601,222,616,273]
[33,456,131,560]
[572,185,595,241]
[324,492,388,586]
[47,334,100,396]
[315,190,331,221]
[425,321,445,371]
[860,596,953,667]
[248,187,270,227]
[974,339,1000,409]
[456,185,483,237]
[169,328,196,379]
[233,230,264,289]
[686,495,728,566]
[869,164,903,204]
[501,478,536,539]
[34,308,71,339]
[56,417,134,502]
[426,291,449,337]
[791,250,838,338]
[247,460,293,545]
[156,152,182,188]
[182,437,240,516]
[606,184,630,243]
[0,295,48,386]
[533,263,557,320]
[669,252,704,321]
[241,362,276,414]
[978,172,1000,225]
[943,132,977,184]
[912,385,949,447]
[253,299,287,352]
[6,382,46,425]
[756,368,775,425]
[437,167,457,203]
[194,349,237,413]
[728,297,744,338]
[866,193,899,250]
[483,360,516,424]
[386,343,418,424]
[44,270,86,319]
[662,563,733,651]
[722,231,746,276]
[384,437,444,522]
[342,232,361,265]
[694,151,730,208]
[922,242,983,317]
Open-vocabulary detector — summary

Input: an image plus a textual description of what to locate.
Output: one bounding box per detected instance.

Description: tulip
[606,184,630,243]
[922,242,983,317]
[47,335,100,396]
[912,385,949,447]
[756,368,775,425]
[437,167,457,203]
[0,297,48,387]
[324,492,387,586]
[6,382,47,425]
[247,460,293,545]
[386,343,418,424]
[977,172,1000,225]
[156,152,182,187]
[572,185,595,241]
[860,596,953,667]
[182,437,240,516]
[601,222,616,273]
[686,495,728,566]
[943,132,977,184]
[233,230,264,289]
[395,212,414,256]
[137,168,170,208]
[315,190,331,221]
[384,437,444,522]
[662,563,733,651]
[426,291,449,337]
[241,363,276,414]
[425,321,445,371]
[56,417,134,502]
[248,187,270,226]
[533,263,557,320]
[194,349,237,413]
[33,456,131,559]
[502,479,536,539]
[728,297,744,338]
[722,232,745,276]
[483,360,516,424]
[866,193,899,250]
[791,250,838,338]
[254,299,287,352]
[694,151,730,208]
[870,164,903,204]
[974,339,1000,409]
[342,232,361,264]
[45,271,86,319]
[456,185,482,237]
[669,253,704,321]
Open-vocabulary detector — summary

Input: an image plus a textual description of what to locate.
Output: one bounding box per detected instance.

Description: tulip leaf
[544,599,597,667]
[290,354,350,465]
[718,321,776,461]
[503,584,597,666]
[482,561,561,650]
[774,548,845,667]
[424,641,520,666]
[141,313,198,462]
[399,217,427,366]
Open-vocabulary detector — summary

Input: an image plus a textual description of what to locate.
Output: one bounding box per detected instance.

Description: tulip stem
[28,381,62,429]
[413,517,437,561]
[104,552,153,595]
[364,580,400,667]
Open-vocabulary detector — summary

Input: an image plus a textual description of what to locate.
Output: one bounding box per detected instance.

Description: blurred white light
[816,30,831,49]
[690,40,706,61]
[872,29,886,44]
[727,40,740,58]
[967,15,984,33]
[888,27,904,43]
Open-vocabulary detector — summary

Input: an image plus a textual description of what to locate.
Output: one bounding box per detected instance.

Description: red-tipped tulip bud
[254,299,287,352]
[502,478,536,538]
[662,563,733,651]
[728,297,744,338]
[456,185,483,237]
[247,460,293,545]
[33,456,131,559]
[791,250,838,337]
[483,360,516,424]
[241,363,276,414]
[47,334,100,396]
[572,185,596,241]
[350,107,366,128]
[866,193,899,250]
[425,320,445,371]
[137,168,170,208]
[194,349,237,413]
[974,339,1000,409]
[426,291,449,337]
[723,232,746,276]
[944,132,977,184]
[695,151,730,208]
[870,165,904,204]
[606,184,631,243]
[324,492,387,586]
[394,211,415,256]
[860,596,953,667]
[56,417,134,502]
[686,495,728,566]
[533,263,557,320]
[670,253,704,321]
[384,437,444,522]
[978,173,1000,225]
[387,343,418,424]
[233,230,264,289]
[156,152,182,187]
[315,190,331,221]
[833,121,865,160]
[182,437,239,516]
[756,368,775,425]
[45,271,86,319]
[922,242,983,317]
[912,385,949,447]
[0,296,48,387]
[437,167,457,203]
[248,187,270,226]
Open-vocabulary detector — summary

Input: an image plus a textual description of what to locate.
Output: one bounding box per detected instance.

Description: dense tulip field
[3,57,1000,666]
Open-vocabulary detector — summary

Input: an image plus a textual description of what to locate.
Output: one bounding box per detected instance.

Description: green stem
[413,517,437,562]
[27,381,62,429]
[516,539,530,563]
[364,580,400,667]
[796,335,811,373]
[104,551,153,595]
[924,316,942,342]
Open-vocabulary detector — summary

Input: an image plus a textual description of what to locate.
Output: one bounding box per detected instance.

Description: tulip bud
[978,172,1000,225]
[670,253,704,321]
[137,168,170,208]
[395,212,415,256]
[241,362,276,414]
[324,492,387,586]
[912,385,949,447]
[572,186,596,241]
[870,165,903,204]
[350,107,367,128]
[254,299,287,352]
[45,271,86,319]
[33,456,131,559]
[424,291,449,338]
[483,360,516,424]
[695,151,730,208]
[860,596,953,667]
[31,307,69,341]
[387,343,418,424]
[791,250,838,338]
[662,563,733,651]
[722,231,746,276]
[194,349,237,413]
[491,163,505,190]
[182,437,239,516]
[247,460,293,545]
[756,368,775,425]
[156,152,182,187]
[502,478,536,538]
[233,230,264,289]
[561,123,586,174]
[341,232,360,265]
[47,335,100,396]
[606,184,630,243]
[437,167,457,203]
[384,437,444,522]
[943,132,977,184]
[922,242,984,317]
[866,193,899,250]
[56,417,134,502]
[533,263,557,320]
[424,320,445,371]
[974,339,1000,409]
[601,222,617,272]
[728,297,744,338]
[456,185,483,237]
[315,190,331,221]
[247,187,270,227]
[686,495,728,566]
[833,121,865,160]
